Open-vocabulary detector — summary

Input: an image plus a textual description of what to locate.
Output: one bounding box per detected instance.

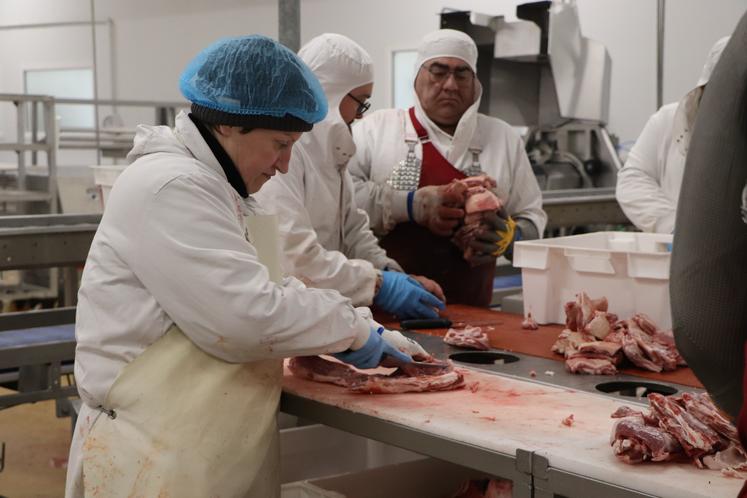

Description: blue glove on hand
[333,327,412,370]
[374,271,445,319]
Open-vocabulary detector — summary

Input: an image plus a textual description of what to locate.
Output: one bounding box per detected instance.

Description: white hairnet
[413,29,478,73]
[696,36,730,87]
[299,33,373,111]
[297,33,373,168]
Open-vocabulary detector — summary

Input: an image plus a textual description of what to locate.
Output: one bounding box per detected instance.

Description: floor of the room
[0,388,70,498]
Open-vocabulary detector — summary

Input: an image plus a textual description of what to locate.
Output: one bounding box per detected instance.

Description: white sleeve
[127,175,370,362]
[261,155,379,307]
[503,131,547,237]
[349,118,410,236]
[616,109,676,233]
[341,171,404,272]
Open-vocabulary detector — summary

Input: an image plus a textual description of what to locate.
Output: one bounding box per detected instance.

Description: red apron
[738,342,747,497]
[379,107,494,307]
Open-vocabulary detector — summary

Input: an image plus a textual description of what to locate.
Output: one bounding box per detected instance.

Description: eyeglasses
[347,93,371,116]
[424,63,475,86]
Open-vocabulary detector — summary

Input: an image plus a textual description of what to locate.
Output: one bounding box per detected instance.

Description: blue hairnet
[180,35,327,131]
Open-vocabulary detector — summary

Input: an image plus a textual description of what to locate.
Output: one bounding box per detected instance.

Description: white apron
[66,213,284,498]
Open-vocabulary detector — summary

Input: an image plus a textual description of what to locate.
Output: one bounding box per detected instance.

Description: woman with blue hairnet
[64,35,413,498]
[255,33,446,332]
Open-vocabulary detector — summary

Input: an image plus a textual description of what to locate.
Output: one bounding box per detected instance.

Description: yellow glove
[492,215,516,257]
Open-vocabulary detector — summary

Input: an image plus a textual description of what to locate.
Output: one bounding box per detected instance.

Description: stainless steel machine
[441,1,629,230]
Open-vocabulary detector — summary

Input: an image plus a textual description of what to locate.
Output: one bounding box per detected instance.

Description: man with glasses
[349,29,546,306]
[256,33,445,324]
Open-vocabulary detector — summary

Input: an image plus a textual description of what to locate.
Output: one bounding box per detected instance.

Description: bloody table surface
[377,304,702,388]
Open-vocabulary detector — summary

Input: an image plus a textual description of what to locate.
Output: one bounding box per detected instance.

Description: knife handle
[400,318,452,329]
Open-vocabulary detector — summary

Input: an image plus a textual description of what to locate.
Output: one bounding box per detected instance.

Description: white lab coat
[73,110,370,410]
[255,34,401,307]
[348,91,547,237]
[615,103,681,233]
[615,36,729,233]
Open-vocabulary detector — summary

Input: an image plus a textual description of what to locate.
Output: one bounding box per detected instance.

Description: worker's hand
[412,185,465,236]
[410,274,446,303]
[374,271,445,319]
[466,209,518,265]
[380,329,431,361]
[332,327,412,370]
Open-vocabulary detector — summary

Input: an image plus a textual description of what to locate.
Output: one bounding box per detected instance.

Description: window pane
[25,68,95,129]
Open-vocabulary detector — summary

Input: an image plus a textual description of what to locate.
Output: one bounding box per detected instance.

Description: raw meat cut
[648,392,724,463]
[288,356,465,394]
[611,415,685,463]
[444,325,491,351]
[447,176,503,263]
[610,392,747,471]
[565,356,618,375]
[521,312,539,330]
[562,414,575,427]
[552,291,687,375]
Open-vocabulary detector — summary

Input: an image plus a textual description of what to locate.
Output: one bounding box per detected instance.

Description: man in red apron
[349,29,546,307]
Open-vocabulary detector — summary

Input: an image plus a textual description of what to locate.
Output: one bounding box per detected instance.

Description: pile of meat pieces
[611,392,747,476]
[288,356,465,394]
[551,292,686,375]
[452,478,513,498]
[444,325,491,351]
[447,175,503,262]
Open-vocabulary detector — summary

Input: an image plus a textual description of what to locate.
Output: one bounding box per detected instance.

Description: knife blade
[400,318,453,330]
[380,354,451,376]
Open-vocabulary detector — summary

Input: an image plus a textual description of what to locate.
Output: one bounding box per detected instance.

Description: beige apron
[66,213,284,498]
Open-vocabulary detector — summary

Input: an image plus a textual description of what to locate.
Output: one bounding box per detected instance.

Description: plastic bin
[513,231,673,329]
[90,165,128,209]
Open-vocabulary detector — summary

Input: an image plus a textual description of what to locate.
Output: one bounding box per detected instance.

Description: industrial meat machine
[441,1,629,231]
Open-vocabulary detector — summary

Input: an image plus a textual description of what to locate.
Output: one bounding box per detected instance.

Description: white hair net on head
[413,29,478,73]
[697,36,730,87]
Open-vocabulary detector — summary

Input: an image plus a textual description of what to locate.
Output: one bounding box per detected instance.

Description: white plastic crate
[513,231,673,329]
[90,165,128,209]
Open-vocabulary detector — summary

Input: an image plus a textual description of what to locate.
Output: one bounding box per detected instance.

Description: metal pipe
[90,0,102,165]
[278,0,300,52]
[657,0,665,110]
[0,20,107,30]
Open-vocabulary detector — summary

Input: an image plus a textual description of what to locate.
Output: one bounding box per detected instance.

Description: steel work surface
[282,361,740,498]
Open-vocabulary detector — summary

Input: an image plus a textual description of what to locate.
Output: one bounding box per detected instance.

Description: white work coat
[348,92,547,237]
[616,36,728,233]
[73,110,370,410]
[255,34,401,307]
[615,103,681,233]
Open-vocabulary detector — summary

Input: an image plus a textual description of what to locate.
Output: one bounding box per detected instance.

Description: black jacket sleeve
[670,18,747,419]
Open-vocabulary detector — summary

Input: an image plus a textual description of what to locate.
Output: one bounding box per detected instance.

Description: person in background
[255,33,445,324]
[65,35,419,498]
[615,36,729,233]
[349,29,546,307]
[668,21,746,497]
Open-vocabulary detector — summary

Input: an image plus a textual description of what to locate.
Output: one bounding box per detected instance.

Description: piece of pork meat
[680,392,741,445]
[565,356,618,375]
[288,356,465,394]
[449,176,503,263]
[648,393,724,463]
[564,292,608,332]
[521,312,539,330]
[444,325,491,351]
[551,329,596,356]
[611,415,685,463]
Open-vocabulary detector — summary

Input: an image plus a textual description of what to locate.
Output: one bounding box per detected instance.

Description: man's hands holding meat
[411,184,465,236]
[466,208,519,265]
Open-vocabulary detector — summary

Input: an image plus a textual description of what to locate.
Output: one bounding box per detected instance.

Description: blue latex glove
[333,327,412,370]
[374,271,445,319]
